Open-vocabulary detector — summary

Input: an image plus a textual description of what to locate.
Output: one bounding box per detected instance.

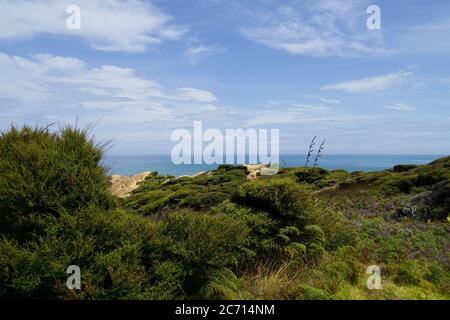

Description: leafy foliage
[144,211,248,297]
[0,125,449,300]
[0,126,113,240]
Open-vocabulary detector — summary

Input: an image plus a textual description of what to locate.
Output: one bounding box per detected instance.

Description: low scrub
[0,125,449,300]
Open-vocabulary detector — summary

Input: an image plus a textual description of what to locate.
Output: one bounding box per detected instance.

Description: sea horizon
[104,154,447,177]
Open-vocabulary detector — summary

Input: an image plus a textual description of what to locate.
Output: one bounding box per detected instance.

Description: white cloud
[322,71,414,93]
[176,88,217,103]
[0,51,233,152]
[0,52,167,105]
[0,0,187,52]
[0,52,217,117]
[385,102,416,112]
[184,43,226,64]
[320,98,341,104]
[240,0,393,57]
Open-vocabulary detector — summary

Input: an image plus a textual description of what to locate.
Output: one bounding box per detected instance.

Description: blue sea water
[103,154,446,177]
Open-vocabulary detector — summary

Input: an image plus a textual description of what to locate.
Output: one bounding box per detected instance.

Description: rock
[110,171,152,198]
[396,180,450,220]
[244,164,269,180]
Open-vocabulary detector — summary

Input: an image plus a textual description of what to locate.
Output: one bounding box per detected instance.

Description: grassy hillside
[0,126,448,300]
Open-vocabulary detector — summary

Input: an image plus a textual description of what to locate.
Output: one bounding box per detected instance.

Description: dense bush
[1,125,449,300]
[0,126,113,240]
[394,260,427,286]
[143,211,248,297]
[223,203,278,262]
[124,165,248,216]
[233,180,312,223]
[304,225,326,260]
[136,189,200,215]
[226,180,329,264]
[295,167,328,184]
[393,164,419,173]
[415,171,445,187]
[0,206,156,299]
[392,178,414,193]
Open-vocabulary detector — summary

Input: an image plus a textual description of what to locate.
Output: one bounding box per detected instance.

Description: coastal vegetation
[0,125,449,299]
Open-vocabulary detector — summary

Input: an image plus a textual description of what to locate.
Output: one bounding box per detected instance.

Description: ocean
[103,154,446,177]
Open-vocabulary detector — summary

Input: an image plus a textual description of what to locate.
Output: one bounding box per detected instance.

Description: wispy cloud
[385,102,416,112]
[0,51,444,154]
[0,52,216,115]
[322,70,414,93]
[184,42,226,65]
[0,0,187,52]
[176,88,217,103]
[240,0,393,58]
[320,98,341,104]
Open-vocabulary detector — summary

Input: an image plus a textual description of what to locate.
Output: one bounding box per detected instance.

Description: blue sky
[0,0,449,155]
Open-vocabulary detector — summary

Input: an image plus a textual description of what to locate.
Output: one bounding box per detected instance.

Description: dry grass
[240,261,303,299]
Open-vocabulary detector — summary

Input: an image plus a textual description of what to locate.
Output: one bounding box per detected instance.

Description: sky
[0,0,449,155]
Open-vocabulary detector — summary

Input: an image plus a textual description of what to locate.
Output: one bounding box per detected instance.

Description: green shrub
[322,258,360,288]
[197,268,247,300]
[217,164,249,173]
[125,190,169,210]
[0,126,113,240]
[144,211,248,296]
[223,203,278,263]
[394,260,425,286]
[136,189,198,215]
[293,284,330,300]
[304,225,326,260]
[0,206,157,299]
[125,165,247,216]
[393,165,419,173]
[415,172,444,187]
[1,125,449,300]
[393,178,414,193]
[295,167,328,184]
[233,180,312,223]
[229,181,332,264]
[147,260,186,299]
[179,191,228,210]
[425,263,450,294]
